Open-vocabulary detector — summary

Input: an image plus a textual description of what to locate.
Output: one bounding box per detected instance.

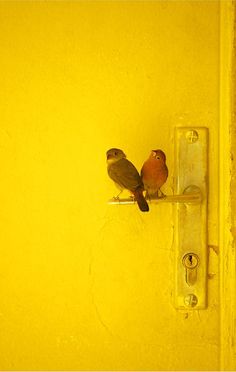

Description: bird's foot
[112,195,121,201]
[112,190,123,200]
[145,191,157,200]
[157,189,166,199]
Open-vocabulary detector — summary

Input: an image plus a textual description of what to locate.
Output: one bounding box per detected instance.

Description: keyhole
[182,253,199,287]
[182,253,199,269]
[189,255,193,265]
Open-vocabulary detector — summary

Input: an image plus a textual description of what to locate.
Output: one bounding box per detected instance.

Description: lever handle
[108,187,202,205]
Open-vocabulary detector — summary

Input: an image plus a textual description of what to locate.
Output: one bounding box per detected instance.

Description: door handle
[108,187,202,205]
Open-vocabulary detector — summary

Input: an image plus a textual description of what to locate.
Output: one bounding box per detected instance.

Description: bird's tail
[133,190,149,212]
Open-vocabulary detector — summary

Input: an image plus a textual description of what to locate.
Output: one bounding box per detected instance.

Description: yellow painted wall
[0,1,219,370]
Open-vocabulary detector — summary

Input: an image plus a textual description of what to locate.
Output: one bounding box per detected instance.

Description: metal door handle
[108,185,202,205]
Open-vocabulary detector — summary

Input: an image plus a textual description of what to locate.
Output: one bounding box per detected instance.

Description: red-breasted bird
[141,149,168,199]
[106,148,149,212]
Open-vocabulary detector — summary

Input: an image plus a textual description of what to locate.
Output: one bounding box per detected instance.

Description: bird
[141,149,168,199]
[106,148,149,212]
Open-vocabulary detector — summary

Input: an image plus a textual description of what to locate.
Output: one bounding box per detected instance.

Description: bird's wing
[108,158,143,191]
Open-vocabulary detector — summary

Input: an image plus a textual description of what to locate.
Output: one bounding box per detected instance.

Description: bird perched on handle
[141,149,168,199]
[106,148,149,212]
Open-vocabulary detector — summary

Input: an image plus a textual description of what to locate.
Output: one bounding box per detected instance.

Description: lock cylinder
[182,253,200,286]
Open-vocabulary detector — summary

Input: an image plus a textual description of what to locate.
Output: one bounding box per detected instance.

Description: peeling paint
[208,245,219,255]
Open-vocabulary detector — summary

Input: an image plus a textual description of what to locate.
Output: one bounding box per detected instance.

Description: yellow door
[0,1,231,370]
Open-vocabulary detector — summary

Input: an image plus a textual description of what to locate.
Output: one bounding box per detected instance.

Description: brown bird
[141,149,168,199]
[106,148,149,212]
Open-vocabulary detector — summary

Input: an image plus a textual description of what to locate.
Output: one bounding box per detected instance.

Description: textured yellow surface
[0,1,219,370]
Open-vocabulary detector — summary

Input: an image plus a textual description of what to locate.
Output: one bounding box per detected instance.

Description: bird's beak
[151,150,156,157]
[107,154,112,160]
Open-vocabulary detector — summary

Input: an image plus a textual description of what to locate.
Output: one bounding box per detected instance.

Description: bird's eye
[114,151,117,156]
[156,156,160,160]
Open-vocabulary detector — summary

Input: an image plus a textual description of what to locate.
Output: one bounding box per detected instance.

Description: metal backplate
[174,127,208,309]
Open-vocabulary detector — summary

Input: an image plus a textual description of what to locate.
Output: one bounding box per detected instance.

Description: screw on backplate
[184,294,198,308]
[186,130,199,143]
